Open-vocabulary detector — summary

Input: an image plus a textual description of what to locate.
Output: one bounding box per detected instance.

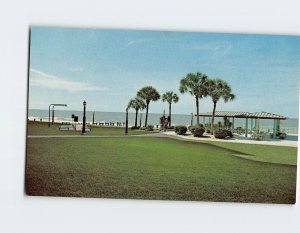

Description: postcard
[26,27,299,204]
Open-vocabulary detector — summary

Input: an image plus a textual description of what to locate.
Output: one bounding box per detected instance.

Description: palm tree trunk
[135,109,138,127]
[211,101,217,134]
[195,96,199,125]
[169,103,172,127]
[145,102,149,127]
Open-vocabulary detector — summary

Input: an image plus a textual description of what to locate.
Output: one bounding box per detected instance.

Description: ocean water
[28,109,299,134]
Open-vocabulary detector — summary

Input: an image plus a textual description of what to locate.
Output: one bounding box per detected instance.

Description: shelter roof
[197,111,287,120]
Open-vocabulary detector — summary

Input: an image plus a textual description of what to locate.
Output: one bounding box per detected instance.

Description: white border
[0,0,299,232]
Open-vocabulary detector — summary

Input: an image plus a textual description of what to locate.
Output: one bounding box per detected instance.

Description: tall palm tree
[127,97,146,127]
[137,86,160,127]
[207,79,235,134]
[162,91,179,127]
[179,72,209,125]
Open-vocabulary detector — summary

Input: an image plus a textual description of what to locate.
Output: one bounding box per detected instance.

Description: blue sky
[29,27,300,118]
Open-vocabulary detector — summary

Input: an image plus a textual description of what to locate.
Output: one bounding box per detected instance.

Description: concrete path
[27,133,168,139]
[163,131,298,147]
[27,132,298,147]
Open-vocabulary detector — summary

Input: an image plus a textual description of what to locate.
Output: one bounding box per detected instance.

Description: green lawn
[205,141,297,165]
[25,136,297,203]
[172,139,297,166]
[27,121,159,136]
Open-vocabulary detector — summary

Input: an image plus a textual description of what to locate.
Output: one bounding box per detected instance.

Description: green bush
[193,127,205,137]
[214,129,233,139]
[189,124,204,134]
[206,128,211,134]
[131,126,140,130]
[140,125,154,131]
[174,125,187,135]
[145,125,154,131]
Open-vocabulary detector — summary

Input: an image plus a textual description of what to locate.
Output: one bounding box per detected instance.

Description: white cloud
[29,69,107,91]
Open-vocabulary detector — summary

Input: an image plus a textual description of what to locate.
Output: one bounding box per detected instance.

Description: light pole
[125,107,128,134]
[52,106,55,125]
[92,111,95,125]
[82,101,86,134]
[48,104,67,127]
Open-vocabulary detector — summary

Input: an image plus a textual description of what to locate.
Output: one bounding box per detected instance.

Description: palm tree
[207,79,235,134]
[162,91,179,127]
[179,72,209,125]
[137,86,160,127]
[127,97,146,127]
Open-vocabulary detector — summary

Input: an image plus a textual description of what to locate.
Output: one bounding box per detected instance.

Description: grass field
[27,121,159,136]
[25,135,297,203]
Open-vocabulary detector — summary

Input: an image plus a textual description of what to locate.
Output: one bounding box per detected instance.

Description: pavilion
[197,111,287,139]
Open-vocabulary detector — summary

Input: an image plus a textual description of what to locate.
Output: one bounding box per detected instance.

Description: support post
[48,105,51,127]
[273,119,276,139]
[245,118,248,137]
[232,117,235,130]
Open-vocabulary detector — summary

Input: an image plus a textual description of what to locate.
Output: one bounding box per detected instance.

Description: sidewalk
[163,131,298,147]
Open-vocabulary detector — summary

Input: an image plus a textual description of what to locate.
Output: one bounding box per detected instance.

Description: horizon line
[28,108,299,119]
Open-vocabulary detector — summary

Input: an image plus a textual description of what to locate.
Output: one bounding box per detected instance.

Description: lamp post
[125,107,129,134]
[48,104,67,127]
[92,111,95,125]
[82,101,86,134]
[52,106,55,124]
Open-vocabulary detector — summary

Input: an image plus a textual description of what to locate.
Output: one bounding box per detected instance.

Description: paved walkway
[163,131,298,147]
[27,133,168,139]
[27,132,298,147]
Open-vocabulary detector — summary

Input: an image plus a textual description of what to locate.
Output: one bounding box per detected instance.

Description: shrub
[278,132,287,139]
[131,126,140,130]
[214,129,233,139]
[145,125,154,131]
[140,125,154,131]
[165,126,175,131]
[206,128,211,134]
[193,127,205,137]
[189,124,204,134]
[174,125,187,135]
[270,132,287,139]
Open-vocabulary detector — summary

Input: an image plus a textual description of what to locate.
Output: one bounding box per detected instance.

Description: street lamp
[82,101,86,134]
[125,107,128,135]
[48,104,67,127]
